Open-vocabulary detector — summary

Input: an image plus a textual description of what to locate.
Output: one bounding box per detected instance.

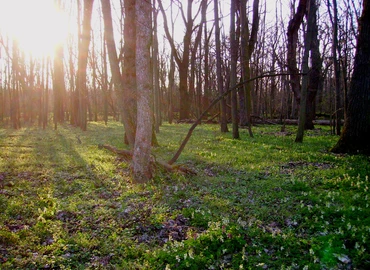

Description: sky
[0,0,70,58]
[0,0,293,59]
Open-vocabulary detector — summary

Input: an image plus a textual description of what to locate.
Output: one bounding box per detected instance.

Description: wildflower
[188,248,194,259]
[347,223,351,230]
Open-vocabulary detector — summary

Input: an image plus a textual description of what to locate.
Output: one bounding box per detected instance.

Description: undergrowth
[0,122,369,269]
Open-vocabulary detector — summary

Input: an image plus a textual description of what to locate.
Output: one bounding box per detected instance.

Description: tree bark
[101,0,136,147]
[295,0,314,143]
[305,0,322,130]
[122,0,138,146]
[331,0,370,154]
[214,0,228,132]
[327,0,342,135]
[132,0,153,183]
[53,41,66,129]
[76,0,94,131]
[287,0,308,106]
[240,0,258,137]
[230,0,239,139]
[153,0,161,132]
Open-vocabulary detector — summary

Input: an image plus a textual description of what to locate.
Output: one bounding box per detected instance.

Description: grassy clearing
[0,122,369,269]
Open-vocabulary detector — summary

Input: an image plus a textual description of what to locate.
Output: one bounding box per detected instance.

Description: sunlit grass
[0,122,369,269]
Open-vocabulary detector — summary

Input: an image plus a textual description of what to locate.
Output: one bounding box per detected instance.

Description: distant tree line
[0,0,361,129]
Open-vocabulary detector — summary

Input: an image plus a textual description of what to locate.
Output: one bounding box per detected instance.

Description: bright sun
[0,0,69,58]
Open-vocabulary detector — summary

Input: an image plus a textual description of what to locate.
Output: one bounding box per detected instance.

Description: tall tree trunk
[296,0,314,143]
[132,0,153,183]
[101,0,136,147]
[53,41,66,129]
[11,39,21,129]
[68,36,77,126]
[240,0,258,137]
[76,0,94,131]
[189,0,206,119]
[328,0,342,135]
[43,57,51,129]
[168,51,175,124]
[153,0,161,132]
[203,12,210,113]
[306,0,322,130]
[287,0,308,109]
[122,0,137,145]
[331,0,370,154]
[230,0,239,139]
[214,0,228,132]
[102,36,109,125]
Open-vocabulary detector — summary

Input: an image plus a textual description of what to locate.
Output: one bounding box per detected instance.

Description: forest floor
[0,122,369,269]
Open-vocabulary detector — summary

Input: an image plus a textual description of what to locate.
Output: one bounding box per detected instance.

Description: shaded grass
[0,122,369,269]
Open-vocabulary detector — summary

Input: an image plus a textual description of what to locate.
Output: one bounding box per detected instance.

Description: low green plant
[0,123,369,269]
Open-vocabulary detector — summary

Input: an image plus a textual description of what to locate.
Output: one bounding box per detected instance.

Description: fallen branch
[98,144,196,175]
[98,144,132,160]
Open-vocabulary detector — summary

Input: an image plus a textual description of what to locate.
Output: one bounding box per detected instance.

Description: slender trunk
[296,0,314,143]
[214,0,228,132]
[53,42,66,129]
[132,0,153,183]
[287,0,308,107]
[77,0,94,131]
[168,51,175,124]
[230,0,239,139]
[153,0,161,132]
[122,0,137,145]
[102,0,136,147]
[329,0,342,135]
[306,0,322,130]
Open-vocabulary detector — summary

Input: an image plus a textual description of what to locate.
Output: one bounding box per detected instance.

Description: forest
[1,0,370,269]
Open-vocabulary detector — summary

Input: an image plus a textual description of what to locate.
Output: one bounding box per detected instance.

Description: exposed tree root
[98,144,196,175]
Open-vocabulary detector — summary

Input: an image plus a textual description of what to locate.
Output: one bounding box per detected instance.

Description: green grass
[0,122,369,269]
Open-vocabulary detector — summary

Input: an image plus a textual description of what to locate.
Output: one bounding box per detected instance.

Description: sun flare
[0,0,69,58]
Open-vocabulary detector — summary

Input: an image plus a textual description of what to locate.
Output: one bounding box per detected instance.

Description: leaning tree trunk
[132,0,153,183]
[331,0,370,154]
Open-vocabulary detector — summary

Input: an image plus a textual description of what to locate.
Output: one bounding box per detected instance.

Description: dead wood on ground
[98,144,196,175]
